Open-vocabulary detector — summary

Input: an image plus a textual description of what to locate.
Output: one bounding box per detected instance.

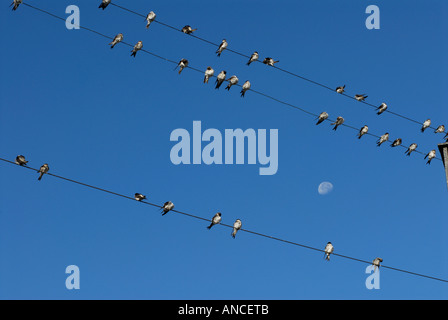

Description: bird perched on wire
[377,103,388,115]
[37,164,49,181]
[145,11,156,29]
[240,81,251,97]
[316,112,329,125]
[98,0,111,10]
[225,75,239,91]
[434,125,445,134]
[231,219,242,238]
[263,57,279,67]
[377,133,389,147]
[372,257,383,272]
[247,52,259,66]
[391,138,402,148]
[131,41,143,57]
[324,242,334,261]
[215,70,226,89]
[109,33,123,49]
[358,125,369,139]
[425,150,436,165]
[15,155,28,166]
[331,117,344,131]
[10,0,22,11]
[207,212,222,230]
[355,94,368,102]
[134,193,146,201]
[336,85,345,94]
[216,39,228,57]
[181,25,197,35]
[175,59,189,74]
[204,67,214,84]
[161,201,174,215]
[405,143,418,156]
[421,119,431,133]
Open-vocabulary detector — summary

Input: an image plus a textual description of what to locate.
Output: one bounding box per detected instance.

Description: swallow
[316,112,329,125]
[324,242,334,261]
[377,133,389,147]
[175,59,189,74]
[355,94,368,101]
[204,67,214,84]
[263,57,279,66]
[215,70,227,89]
[331,117,344,131]
[37,164,49,181]
[231,219,242,238]
[134,193,146,201]
[435,125,445,134]
[10,0,22,11]
[145,11,156,29]
[358,125,369,139]
[131,41,143,57]
[181,25,197,35]
[225,75,239,91]
[405,143,418,156]
[372,257,383,272]
[161,201,174,215]
[335,85,345,94]
[109,33,123,49]
[240,81,251,97]
[207,212,222,230]
[391,138,402,147]
[421,119,431,132]
[98,0,111,10]
[425,150,436,165]
[15,155,28,166]
[247,52,259,66]
[377,103,388,115]
[216,39,228,57]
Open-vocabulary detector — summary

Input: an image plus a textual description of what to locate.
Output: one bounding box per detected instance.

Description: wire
[1,157,447,284]
[20,2,442,162]
[109,1,447,135]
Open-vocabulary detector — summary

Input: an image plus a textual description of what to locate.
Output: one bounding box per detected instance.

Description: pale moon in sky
[318,182,333,195]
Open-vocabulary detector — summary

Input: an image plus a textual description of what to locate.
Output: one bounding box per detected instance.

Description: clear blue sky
[1,0,447,299]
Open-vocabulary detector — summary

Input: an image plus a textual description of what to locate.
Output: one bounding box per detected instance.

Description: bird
[405,143,418,156]
[131,41,143,57]
[98,0,111,10]
[377,133,389,147]
[324,242,334,261]
[240,81,251,97]
[435,125,445,134]
[372,257,383,272]
[377,103,388,115]
[207,212,222,230]
[331,117,344,131]
[355,94,368,101]
[10,0,22,11]
[216,39,228,57]
[316,112,329,125]
[231,219,242,238]
[215,70,227,89]
[204,67,214,84]
[225,75,239,91]
[421,119,431,132]
[15,155,28,166]
[391,138,402,147]
[358,125,369,139]
[336,85,345,94]
[145,11,156,29]
[425,150,436,165]
[161,201,174,215]
[263,57,279,66]
[37,164,49,181]
[247,52,259,66]
[175,59,189,74]
[134,193,146,201]
[109,33,123,49]
[181,25,197,34]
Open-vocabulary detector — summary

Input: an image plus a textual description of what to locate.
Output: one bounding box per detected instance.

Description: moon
[318,182,333,195]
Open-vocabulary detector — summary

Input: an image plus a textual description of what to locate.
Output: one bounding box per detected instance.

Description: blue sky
[1,0,447,299]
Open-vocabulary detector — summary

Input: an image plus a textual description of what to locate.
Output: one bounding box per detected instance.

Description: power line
[19,2,442,162]
[1,156,447,284]
[109,1,447,135]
